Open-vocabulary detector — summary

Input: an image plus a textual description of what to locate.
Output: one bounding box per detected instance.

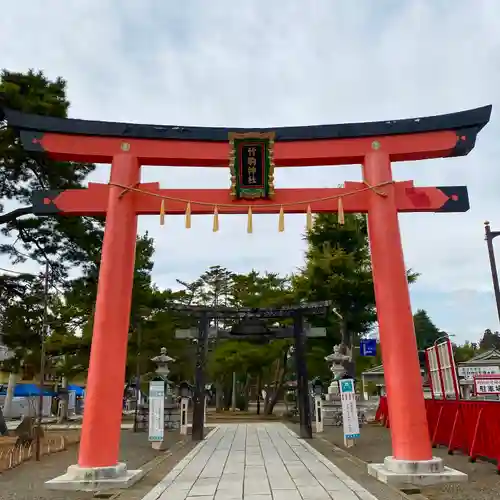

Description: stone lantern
[325,345,351,398]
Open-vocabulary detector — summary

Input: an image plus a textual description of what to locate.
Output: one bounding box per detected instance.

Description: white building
[456,349,500,399]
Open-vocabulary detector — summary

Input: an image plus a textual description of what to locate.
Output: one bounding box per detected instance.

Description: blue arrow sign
[360,339,377,357]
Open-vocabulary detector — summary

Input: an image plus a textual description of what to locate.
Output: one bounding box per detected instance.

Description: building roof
[457,349,500,365]
[361,364,384,375]
[361,364,424,376]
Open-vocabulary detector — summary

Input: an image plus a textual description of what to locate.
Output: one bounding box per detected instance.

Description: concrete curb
[95,439,187,499]
[316,436,429,499]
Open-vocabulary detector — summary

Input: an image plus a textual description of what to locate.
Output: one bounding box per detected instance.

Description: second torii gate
[172,301,329,442]
[1,103,491,489]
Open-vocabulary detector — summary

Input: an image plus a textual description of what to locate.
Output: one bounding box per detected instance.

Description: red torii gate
[1,104,491,489]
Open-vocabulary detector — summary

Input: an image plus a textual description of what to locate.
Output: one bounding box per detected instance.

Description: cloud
[1,0,499,343]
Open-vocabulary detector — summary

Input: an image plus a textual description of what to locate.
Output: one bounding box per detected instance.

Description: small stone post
[180,398,189,435]
[314,396,323,433]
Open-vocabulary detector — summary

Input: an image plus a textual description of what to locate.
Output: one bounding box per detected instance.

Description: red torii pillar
[2,103,490,489]
[364,150,431,461]
[78,154,140,468]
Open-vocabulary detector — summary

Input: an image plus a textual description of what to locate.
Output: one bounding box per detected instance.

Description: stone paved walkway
[141,423,378,500]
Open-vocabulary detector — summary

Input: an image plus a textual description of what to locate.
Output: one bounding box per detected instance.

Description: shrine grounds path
[136,422,407,500]
[309,423,500,500]
[4,421,497,500]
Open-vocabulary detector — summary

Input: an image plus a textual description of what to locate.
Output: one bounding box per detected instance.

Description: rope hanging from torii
[110,179,392,233]
[111,131,391,233]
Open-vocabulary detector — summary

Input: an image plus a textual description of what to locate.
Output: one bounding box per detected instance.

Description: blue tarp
[67,384,85,396]
[0,383,84,397]
[12,383,56,397]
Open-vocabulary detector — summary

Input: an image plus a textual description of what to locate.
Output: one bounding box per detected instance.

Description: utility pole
[35,260,50,461]
[484,221,500,325]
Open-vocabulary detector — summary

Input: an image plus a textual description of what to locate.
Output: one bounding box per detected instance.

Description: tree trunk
[215,380,223,412]
[256,372,262,415]
[3,372,17,418]
[0,406,7,436]
[241,373,251,411]
[231,371,236,411]
[223,384,232,410]
[265,349,289,415]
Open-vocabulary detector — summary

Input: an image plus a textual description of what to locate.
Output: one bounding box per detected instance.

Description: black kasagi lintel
[166,301,332,319]
[435,186,470,212]
[1,105,492,159]
[19,131,45,153]
[31,190,63,215]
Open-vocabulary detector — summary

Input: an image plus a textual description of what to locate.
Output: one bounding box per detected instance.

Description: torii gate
[1,104,491,489]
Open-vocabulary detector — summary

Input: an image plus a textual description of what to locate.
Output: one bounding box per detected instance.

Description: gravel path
[317,424,500,500]
[0,430,185,500]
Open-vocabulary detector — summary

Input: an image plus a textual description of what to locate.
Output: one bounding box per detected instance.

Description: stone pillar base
[152,439,169,450]
[45,462,144,492]
[367,456,467,488]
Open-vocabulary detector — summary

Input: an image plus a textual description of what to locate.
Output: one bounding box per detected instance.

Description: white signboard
[148,381,165,442]
[458,365,500,379]
[339,379,360,441]
[474,375,500,395]
[426,340,459,399]
[314,395,323,433]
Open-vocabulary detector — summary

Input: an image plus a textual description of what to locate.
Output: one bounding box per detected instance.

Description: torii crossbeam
[1,104,491,490]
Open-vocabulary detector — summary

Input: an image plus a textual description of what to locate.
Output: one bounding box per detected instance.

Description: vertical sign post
[314,395,323,433]
[180,397,189,435]
[148,381,165,443]
[339,379,360,448]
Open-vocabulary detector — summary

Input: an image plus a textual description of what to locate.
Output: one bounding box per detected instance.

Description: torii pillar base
[45,463,144,492]
[368,457,467,489]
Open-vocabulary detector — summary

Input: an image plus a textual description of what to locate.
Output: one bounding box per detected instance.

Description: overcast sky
[1,1,499,343]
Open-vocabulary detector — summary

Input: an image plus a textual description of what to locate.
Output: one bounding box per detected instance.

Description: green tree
[293,214,376,345]
[413,309,445,351]
[294,213,418,344]
[292,213,419,381]
[53,233,182,386]
[0,69,102,278]
[479,329,500,351]
[206,270,296,414]
[453,341,478,362]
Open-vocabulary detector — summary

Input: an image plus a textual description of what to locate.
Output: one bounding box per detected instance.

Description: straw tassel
[247,206,253,234]
[278,206,285,232]
[338,197,345,225]
[213,205,219,232]
[306,204,313,230]
[185,202,192,228]
[159,199,165,226]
